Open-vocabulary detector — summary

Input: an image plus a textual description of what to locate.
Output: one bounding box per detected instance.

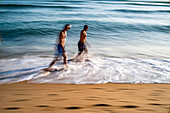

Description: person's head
[64,24,71,31]
[83,25,88,31]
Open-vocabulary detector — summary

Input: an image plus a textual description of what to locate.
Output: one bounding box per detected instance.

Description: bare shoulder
[82,30,86,33]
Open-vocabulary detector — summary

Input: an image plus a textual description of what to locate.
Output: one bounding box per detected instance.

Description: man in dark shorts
[68,25,89,62]
[78,25,89,56]
[46,24,71,70]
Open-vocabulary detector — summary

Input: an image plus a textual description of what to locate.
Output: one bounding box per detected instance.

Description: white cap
[65,24,71,28]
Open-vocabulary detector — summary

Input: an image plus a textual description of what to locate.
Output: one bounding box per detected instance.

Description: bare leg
[63,53,69,69]
[64,55,67,64]
[48,57,59,68]
[84,46,88,54]
[69,51,82,61]
[68,46,87,62]
[78,51,83,56]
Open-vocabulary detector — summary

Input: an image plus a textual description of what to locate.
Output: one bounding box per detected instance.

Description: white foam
[0,56,170,84]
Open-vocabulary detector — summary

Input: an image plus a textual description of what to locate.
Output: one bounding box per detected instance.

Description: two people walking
[46,24,89,70]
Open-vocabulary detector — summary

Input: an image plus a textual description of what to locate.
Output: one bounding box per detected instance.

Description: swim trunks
[78,41,87,52]
[54,44,65,57]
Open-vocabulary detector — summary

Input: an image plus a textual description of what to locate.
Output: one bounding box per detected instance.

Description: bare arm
[83,31,90,48]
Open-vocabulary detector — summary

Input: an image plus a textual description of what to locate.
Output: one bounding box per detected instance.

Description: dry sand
[0,82,170,113]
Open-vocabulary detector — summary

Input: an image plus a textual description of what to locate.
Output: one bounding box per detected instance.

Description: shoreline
[0,82,170,113]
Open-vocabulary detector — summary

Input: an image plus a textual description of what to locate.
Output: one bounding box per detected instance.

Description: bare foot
[43,68,53,72]
[64,64,69,69]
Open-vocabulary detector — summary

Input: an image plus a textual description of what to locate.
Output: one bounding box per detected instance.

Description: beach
[0,0,170,112]
[0,82,170,113]
[0,0,170,84]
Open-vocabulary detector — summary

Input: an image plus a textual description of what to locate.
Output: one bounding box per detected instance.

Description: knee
[64,55,67,59]
[53,58,58,62]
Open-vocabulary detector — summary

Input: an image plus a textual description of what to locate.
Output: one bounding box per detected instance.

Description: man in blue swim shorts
[47,24,71,69]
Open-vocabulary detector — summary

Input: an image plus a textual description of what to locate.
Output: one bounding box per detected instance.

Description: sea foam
[0,56,170,84]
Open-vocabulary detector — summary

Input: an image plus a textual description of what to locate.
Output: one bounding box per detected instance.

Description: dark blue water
[1,0,170,59]
[0,0,170,84]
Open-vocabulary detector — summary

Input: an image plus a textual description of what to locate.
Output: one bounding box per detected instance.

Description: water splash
[0,56,169,84]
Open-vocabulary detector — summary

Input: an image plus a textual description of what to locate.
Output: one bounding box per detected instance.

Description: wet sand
[0,82,170,113]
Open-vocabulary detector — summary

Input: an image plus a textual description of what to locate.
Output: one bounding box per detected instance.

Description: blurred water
[0,0,170,84]
[0,0,170,59]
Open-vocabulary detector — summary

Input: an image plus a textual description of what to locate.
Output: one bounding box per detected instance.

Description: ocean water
[0,0,170,84]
